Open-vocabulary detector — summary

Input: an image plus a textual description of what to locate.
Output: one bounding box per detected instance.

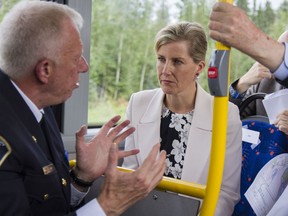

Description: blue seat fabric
[232,120,288,216]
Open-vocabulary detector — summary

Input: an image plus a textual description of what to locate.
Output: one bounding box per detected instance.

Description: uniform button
[43,194,49,200]
[62,178,67,187]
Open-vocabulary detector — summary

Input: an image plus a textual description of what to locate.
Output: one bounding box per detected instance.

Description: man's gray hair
[0,1,83,79]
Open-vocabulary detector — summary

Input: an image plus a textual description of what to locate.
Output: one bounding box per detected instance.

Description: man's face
[48,21,89,104]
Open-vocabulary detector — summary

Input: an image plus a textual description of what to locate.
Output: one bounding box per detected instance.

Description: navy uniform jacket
[0,70,76,216]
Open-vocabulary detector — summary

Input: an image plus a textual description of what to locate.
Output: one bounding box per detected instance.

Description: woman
[122,22,242,216]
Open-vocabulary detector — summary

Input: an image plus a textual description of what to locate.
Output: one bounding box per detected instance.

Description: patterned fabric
[160,105,193,179]
[232,120,288,216]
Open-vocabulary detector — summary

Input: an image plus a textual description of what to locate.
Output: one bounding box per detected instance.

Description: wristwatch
[70,168,94,187]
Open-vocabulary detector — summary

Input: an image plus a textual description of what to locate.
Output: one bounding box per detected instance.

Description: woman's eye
[174,59,182,64]
[157,57,165,62]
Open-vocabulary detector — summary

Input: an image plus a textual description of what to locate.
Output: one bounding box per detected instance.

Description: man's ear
[35,59,52,84]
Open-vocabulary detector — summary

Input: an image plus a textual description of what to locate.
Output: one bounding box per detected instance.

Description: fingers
[275,119,288,135]
[240,62,272,87]
[274,110,288,135]
[105,143,118,176]
[208,16,233,45]
[148,150,167,190]
[96,115,136,144]
[210,2,233,23]
[212,2,231,12]
[256,64,272,78]
[139,143,161,172]
[76,125,87,137]
[135,143,166,189]
[275,110,288,122]
[98,144,166,215]
[99,115,122,135]
[278,125,288,135]
[209,2,249,49]
[108,120,133,138]
[112,126,135,145]
[118,149,140,159]
[98,115,135,143]
[75,125,87,149]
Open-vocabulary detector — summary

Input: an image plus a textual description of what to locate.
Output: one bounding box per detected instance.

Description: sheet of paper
[262,89,288,124]
[242,127,260,145]
[266,185,288,216]
[245,153,288,216]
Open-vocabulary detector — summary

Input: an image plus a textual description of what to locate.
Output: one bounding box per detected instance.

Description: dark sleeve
[228,79,246,107]
[0,171,31,216]
[229,79,260,119]
[276,77,288,88]
[0,170,77,216]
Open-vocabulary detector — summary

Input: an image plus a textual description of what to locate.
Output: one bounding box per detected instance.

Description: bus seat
[232,119,288,216]
[231,92,288,215]
[238,93,267,120]
[84,175,200,216]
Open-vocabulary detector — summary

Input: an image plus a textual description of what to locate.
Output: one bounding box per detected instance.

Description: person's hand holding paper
[262,89,288,135]
[274,110,288,135]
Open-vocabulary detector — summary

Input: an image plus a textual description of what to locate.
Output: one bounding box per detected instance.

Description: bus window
[87,0,287,127]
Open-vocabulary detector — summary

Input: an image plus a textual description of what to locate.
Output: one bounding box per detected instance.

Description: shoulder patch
[0,136,12,167]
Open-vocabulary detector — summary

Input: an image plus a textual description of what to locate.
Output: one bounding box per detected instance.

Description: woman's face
[156,40,204,96]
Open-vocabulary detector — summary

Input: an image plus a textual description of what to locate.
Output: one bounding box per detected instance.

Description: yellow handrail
[69,159,206,199]
[201,0,233,215]
[120,166,207,198]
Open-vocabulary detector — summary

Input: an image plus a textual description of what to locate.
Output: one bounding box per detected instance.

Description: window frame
[60,0,93,153]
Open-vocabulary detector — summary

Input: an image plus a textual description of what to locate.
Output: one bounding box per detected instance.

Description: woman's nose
[161,62,172,75]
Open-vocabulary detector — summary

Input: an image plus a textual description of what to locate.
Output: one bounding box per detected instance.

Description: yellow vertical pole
[200,0,233,215]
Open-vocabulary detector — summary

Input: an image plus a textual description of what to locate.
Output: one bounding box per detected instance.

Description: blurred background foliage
[1,0,287,125]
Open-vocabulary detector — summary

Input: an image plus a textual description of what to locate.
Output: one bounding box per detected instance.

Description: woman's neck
[164,89,197,114]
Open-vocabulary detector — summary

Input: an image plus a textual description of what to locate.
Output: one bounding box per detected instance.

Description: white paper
[245,153,288,216]
[266,185,288,216]
[242,127,260,145]
[262,89,288,124]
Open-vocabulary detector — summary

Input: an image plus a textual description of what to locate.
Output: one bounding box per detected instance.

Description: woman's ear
[195,60,206,77]
[35,59,52,84]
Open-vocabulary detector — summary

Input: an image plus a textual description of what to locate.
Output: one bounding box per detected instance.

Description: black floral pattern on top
[160,105,194,179]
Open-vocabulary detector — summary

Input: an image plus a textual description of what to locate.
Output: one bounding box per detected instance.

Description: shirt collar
[11,80,43,123]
